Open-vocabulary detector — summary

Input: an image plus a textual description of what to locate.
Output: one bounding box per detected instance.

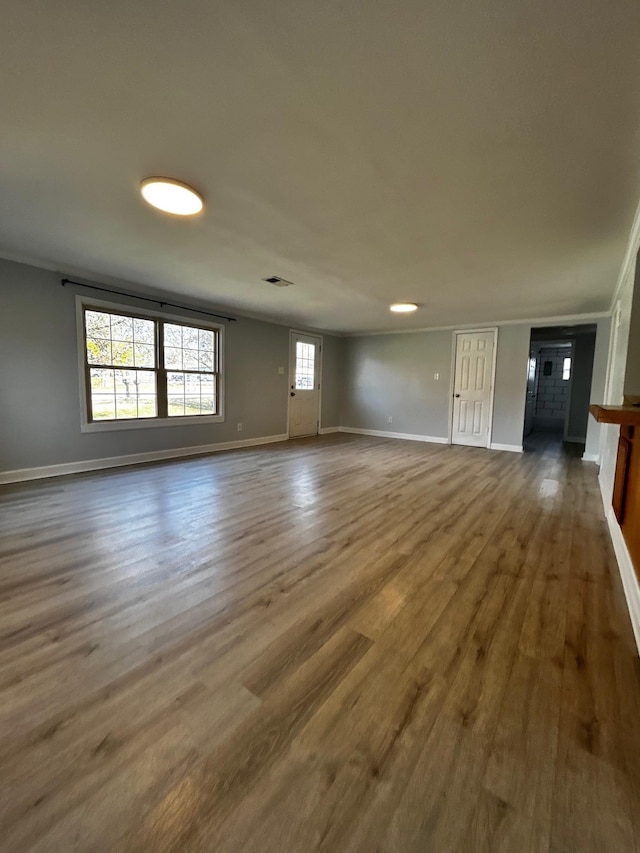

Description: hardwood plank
[0,433,638,852]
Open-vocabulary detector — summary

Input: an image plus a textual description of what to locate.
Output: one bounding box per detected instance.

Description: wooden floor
[1,434,640,852]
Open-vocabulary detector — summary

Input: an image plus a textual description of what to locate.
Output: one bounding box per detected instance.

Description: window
[295,341,315,389]
[562,357,571,381]
[163,323,217,416]
[81,304,222,428]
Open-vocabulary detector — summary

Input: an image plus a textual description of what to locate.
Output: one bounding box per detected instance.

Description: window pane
[89,367,156,421]
[183,349,199,370]
[91,395,116,420]
[133,317,155,344]
[167,372,184,391]
[167,372,217,417]
[111,315,133,342]
[183,326,199,349]
[90,368,115,420]
[563,357,571,381]
[136,371,157,395]
[86,337,112,365]
[295,340,315,390]
[168,397,185,416]
[163,323,216,377]
[200,374,215,394]
[164,346,182,369]
[112,340,135,366]
[115,395,138,419]
[137,396,157,418]
[199,350,214,371]
[85,311,111,339]
[199,329,214,351]
[164,324,183,347]
[134,343,155,368]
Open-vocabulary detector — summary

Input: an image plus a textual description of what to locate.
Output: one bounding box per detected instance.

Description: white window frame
[76,295,225,433]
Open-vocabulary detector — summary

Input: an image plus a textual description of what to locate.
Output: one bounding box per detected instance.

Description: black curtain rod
[60,278,237,323]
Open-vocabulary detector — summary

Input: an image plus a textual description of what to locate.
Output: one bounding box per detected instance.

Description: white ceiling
[1,0,640,333]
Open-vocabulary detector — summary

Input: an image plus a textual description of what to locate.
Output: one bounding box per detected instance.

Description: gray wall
[567,333,596,441]
[340,330,453,438]
[320,334,343,429]
[0,258,340,473]
[624,261,640,396]
[340,320,609,452]
[490,324,529,447]
[0,254,613,475]
[341,323,530,449]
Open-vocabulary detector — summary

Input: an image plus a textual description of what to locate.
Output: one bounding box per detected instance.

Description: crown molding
[344,312,610,337]
[610,196,640,313]
[0,249,614,338]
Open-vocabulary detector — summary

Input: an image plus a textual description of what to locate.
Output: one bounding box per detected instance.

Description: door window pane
[295,341,315,389]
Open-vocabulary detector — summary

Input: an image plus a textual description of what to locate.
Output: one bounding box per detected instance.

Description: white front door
[289,333,321,438]
[451,330,496,447]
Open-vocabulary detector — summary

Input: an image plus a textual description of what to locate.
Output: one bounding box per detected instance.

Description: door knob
[290,392,296,397]
[454,393,460,398]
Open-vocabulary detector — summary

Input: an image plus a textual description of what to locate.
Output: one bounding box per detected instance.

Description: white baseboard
[581,452,600,463]
[605,506,640,655]
[0,433,289,485]
[599,474,640,655]
[338,429,523,453]
[338,426,449,444]
[318,426,340,435]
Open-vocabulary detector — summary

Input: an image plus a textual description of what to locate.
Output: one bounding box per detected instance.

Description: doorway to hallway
[524,324,597,451]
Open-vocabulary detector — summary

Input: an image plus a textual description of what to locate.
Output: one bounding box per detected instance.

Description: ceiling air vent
[263,276,294,287]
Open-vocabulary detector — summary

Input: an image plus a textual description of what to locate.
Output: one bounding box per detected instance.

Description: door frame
[523,345,539,439]
[562,340,576,442]
[448,327,498,448]
[287,329,323,439]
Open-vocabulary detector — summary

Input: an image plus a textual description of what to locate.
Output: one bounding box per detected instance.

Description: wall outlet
[388,416,393,424]
[278,366,284,374]
[237,422,243,432]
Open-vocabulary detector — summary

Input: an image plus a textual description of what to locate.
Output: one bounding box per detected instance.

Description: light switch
[278,366,284,374]
[434,372,439,380]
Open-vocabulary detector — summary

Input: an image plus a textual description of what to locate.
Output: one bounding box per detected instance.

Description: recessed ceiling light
[140,177,204,216]
[390,302,418,313]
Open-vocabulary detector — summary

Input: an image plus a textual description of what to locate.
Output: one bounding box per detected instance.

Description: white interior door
[289,333,321,438]
[451,330,496,447]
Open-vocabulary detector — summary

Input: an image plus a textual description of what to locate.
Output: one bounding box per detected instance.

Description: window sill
[80,414,225,433]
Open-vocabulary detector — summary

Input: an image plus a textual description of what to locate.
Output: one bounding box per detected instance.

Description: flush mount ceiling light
[140,177,204,216]
[390,302,418,313]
